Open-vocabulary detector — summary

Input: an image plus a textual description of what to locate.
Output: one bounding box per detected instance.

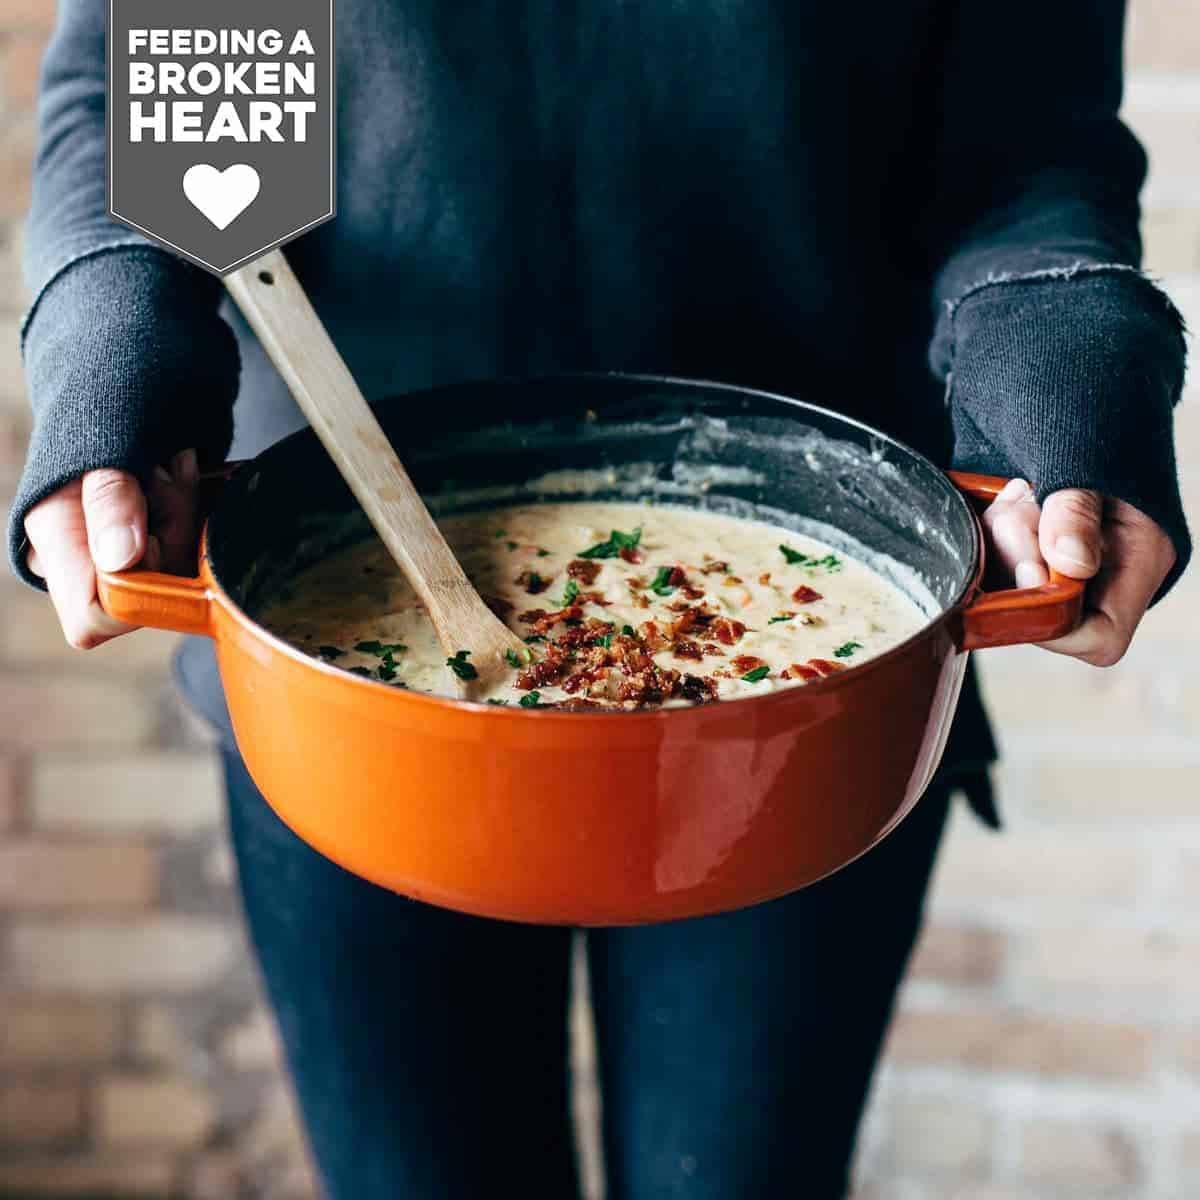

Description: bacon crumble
[567,559,601,585]
[791,585,823,604]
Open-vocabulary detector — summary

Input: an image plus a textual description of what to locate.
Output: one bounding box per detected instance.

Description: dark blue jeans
[223,751,951,1200]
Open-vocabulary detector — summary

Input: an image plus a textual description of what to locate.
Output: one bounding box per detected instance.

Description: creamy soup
[260,502,926,709]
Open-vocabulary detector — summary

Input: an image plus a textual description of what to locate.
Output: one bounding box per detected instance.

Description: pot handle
[96,569,213,636]
[94,461,245,638]
[947,471,1086,651]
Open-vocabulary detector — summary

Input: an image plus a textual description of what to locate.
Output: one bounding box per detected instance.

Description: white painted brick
[32,752,223,834]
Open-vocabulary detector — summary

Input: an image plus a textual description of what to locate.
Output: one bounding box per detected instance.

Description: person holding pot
[8,1,1189,1197]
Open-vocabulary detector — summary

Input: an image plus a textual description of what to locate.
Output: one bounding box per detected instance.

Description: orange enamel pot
[96,376,1081,925]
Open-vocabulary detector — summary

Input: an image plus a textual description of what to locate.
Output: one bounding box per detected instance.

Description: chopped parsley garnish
[621,624,636,637]
[593,632,614,648]
[525,570,546,592]
[486,698,508,705]
[779,545,842,572]
[524,634,546,644]
[536,548,551,558]
[649,566,676,596]
[579,527,642,560]
[446,650,478,680]
[741,666,770,682]
[355,639,407,656]
[519,691,543,708]
[348,666,373,677]
[493,529,508,538]
[377,661,397,681]
[505,648,523,668]
[561,579,580,607]
[767,615,793,625]
[317,645,344,659]
[833,640,862,658]
[506,541,518,551]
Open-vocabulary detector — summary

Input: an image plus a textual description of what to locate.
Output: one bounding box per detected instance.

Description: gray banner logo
[108,0,335,275]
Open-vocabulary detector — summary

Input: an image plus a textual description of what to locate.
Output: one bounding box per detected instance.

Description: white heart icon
[182,164,261,231]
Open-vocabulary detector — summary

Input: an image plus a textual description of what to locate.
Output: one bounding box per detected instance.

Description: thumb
[80,468,149,572]
[1037,488,1104,580]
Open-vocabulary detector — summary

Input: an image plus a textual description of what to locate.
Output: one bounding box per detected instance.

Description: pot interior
[209,375,978,623]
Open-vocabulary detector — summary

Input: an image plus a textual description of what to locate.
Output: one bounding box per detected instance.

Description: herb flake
[579,527,642,560]
[519,691,543,708]
[355,639,407,656]
[741,666,771,683]
[833,640,862,658]
[649,566,676,596]
[446,650,478,680]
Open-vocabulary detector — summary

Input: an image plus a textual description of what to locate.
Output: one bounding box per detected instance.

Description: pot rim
[206,371,982,721]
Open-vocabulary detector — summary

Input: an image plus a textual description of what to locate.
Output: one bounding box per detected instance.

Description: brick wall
[1,2,1198,1198]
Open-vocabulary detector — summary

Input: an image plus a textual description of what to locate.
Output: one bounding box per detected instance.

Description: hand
[23,449,202,649]
[982,478,1176,667]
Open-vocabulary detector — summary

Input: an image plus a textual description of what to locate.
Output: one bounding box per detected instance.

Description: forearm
[925,0,1190,598]
[10,0,240,587]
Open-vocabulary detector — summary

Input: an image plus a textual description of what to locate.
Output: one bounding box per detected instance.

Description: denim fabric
[222,749,952,1200]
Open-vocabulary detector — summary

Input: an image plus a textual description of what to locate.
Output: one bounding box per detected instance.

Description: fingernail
[1055,534,1097,570]
[997,478,1031,502]
[1015,560,1048,589]
[153,465,172,485]
[95,525,138,571]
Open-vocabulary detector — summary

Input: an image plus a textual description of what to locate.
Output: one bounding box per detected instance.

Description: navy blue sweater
[8,0,1190,808]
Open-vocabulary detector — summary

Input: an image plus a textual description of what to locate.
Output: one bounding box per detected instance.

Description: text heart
[182,163,261,230]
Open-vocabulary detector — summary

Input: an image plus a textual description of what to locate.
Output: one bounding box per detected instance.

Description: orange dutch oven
[96,376,1082,925]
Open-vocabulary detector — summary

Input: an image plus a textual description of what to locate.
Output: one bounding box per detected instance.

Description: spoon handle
[224,249,486,650]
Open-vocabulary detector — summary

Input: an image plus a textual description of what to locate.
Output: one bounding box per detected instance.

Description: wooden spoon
[224,248,528,698]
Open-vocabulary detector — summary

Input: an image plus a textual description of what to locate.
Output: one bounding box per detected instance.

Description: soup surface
[260,502,926,708]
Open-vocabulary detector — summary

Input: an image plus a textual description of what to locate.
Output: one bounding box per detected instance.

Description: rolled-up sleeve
[8,0,240,587]
[925,0,1189,600]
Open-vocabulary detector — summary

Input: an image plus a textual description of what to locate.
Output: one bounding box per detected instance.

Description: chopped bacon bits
[791,585,823,604]
[707,616,747,645]
[808,658,845,677]
[517,603,585,636]
[637,621,670,652]
[782,657,847,682]
[575,589,611,607]
[494,521,856,710]
[731,654,767,675]
[567,559,601,585]
[516,569,552,595]
[515,645,572,690]
[782,663,819,682]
